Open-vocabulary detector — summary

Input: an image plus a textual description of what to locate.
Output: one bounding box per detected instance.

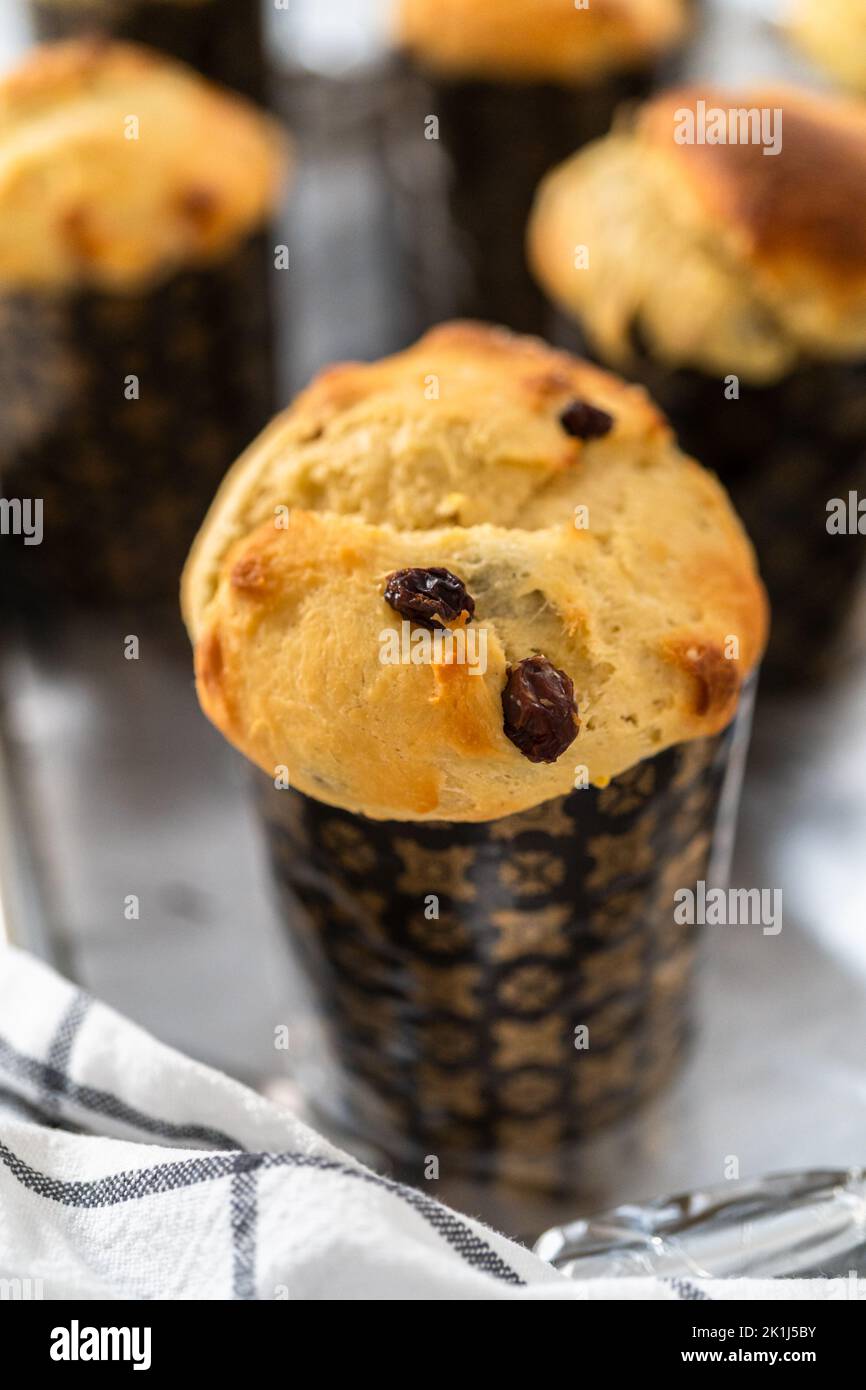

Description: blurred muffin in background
[0,39,288,611]
[786,0,866,95]
[391,0,694,334]
[529,83,866,691]
[27,0,267,103]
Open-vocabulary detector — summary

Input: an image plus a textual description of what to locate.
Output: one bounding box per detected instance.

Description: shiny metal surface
[535,1169,866,1279]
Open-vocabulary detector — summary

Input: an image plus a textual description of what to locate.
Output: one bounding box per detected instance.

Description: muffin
[184,323,765,1192]
[28,0,267,103]
[786,0,866,95]
[391,0,693,333]
[0,40,287,609]
[529,83,866,690]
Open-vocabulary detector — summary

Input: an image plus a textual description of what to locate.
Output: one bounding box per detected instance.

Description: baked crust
[787,0,866,94]
[394,0,690,83]
[529,84,866,382]
[0,39,288,289]
[183,323,767,822]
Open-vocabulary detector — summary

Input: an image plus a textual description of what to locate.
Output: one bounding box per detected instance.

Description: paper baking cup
[28,0,267,104]
[390,68,652,336]
[256,690,753,1196]
[0,233,274,609]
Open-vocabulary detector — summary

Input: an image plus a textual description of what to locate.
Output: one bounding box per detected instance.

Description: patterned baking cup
[28,0,267,104]
[388,67,652,336]
[256,691,753,1197]
[586,345,866,692]
[0,232,275,610]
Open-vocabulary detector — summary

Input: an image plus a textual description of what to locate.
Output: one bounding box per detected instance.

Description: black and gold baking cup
[605,350,866,692]
[28,0,267,104]
[0,233,274,610]
[390,69,651,336]
[256,700,750,1197]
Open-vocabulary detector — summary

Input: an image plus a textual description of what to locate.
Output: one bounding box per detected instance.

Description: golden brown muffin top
[395,0,690,83]
[787,0,866,95]
[0,39,288,290]
[183,323,767,823]
[529,83,866,383]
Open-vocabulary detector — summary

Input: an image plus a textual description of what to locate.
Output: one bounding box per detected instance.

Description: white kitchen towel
[0,945,859,1302]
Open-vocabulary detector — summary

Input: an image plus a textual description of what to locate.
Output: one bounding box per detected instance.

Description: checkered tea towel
[0,946,857,1301]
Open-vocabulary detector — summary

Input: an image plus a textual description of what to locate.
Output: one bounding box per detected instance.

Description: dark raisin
[384,567,475,629]
[559,399,614,440]
[502,656,579,763]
